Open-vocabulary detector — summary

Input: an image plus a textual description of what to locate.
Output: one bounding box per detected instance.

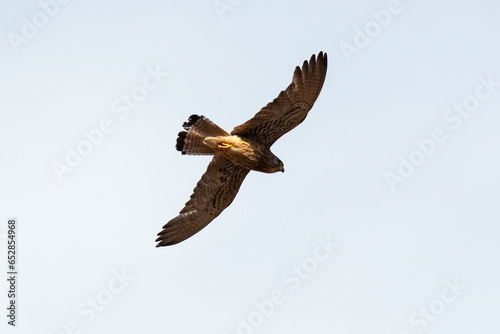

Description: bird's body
[156,52,328,247]
[204,134,283,173]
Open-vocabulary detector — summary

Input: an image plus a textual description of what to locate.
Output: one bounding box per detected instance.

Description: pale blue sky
[1,0,500,333]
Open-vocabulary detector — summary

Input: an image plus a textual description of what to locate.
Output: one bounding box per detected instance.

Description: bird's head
[278,159,285,173]
[271,156,285,173]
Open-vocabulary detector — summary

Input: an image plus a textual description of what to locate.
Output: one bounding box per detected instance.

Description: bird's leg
[217,142,233,151]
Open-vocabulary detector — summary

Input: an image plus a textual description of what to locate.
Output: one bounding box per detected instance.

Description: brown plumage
[156,52,328,247]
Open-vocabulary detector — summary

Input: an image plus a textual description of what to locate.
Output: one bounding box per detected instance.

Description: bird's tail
[176,115,230,155]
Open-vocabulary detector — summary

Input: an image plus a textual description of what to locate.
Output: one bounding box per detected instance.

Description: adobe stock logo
[51,65,168,183]
[339,0,403,64]
[213,0,244,21]
[49,268,134,334]
[384,75,499,192]
[398,278,466,334]
[224,236,339,334]
[7,0,73,54]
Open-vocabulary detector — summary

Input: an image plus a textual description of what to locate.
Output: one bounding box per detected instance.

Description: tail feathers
[182,115,229,137]
[176,115,229,155]
[176,131,213,155]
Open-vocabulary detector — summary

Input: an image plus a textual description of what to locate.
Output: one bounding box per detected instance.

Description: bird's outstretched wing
[156,155,250,247]
[231,52,328,147]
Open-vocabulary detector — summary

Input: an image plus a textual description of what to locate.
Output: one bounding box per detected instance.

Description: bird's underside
[156,52,328,247]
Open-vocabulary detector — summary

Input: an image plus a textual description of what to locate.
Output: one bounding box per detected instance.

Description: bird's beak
[281,166,285,173]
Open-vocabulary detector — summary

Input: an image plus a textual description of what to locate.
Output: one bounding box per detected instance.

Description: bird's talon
[218,143,232,150]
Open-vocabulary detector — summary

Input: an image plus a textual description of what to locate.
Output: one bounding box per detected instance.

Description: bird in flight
[156,52,328,247]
